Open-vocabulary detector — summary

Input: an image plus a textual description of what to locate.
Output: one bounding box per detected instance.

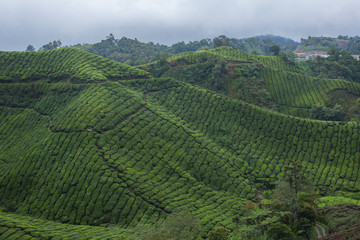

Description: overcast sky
[1,0,360,51]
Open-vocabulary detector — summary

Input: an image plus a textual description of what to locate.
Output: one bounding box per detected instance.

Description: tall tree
[39,40,62,51]
[25,45,35,52]
[269,45,280,56]
[213,35,230,48]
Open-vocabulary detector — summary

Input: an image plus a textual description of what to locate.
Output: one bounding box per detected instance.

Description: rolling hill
[141,46,360,120]
[0,48,150,83]
[1,47,360,238]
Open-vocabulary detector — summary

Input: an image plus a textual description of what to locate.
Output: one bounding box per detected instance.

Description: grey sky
[1,0,360,51]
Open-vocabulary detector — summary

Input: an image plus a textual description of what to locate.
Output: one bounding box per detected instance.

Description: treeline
[67,34,298,65]
[305,47,360,83]
[297,35,360,54]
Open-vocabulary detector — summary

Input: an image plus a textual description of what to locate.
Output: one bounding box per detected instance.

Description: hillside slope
[142,46,360,119]
[1,48,360,238]
[0,48,150,83]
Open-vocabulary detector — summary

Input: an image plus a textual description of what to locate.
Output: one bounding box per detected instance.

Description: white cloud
[1,0,360,50]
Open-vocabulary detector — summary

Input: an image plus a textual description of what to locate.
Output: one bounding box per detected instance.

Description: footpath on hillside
[315,223,326,238]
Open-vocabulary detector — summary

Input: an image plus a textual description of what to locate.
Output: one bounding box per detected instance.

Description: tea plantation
[147,46,360,119]
[1,48,360,239]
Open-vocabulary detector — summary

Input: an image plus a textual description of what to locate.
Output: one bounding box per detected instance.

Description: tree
[39,40,62,51]
[272,161,318,239]
[307,48,360,83]
[310,104,345,121]
[213,35,230,48]
[284,161,309,195]
[139,208,201,240]
[207,227,231,240]
[106,33,115,44]
[25,45,35,52]
[267,222,295,240]
[269,45,280,56]
[212,59,228,91]
[235,205,293,240]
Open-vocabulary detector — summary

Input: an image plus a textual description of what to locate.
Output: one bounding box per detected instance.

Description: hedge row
[144,80,360,192]
[0,81,249,233]
[1,76,360,236]
[0,48,150,83]
[261,68,360,108]
[0,211,132,239]
[144,47,360,119]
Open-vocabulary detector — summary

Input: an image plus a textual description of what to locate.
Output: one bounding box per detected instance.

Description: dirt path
[315,223,326,238]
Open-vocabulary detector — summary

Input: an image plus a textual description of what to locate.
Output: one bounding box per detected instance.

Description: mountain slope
[0,80,249,235]
[0,48,150,83]
[143,46,360,119]
[1,48,360,238]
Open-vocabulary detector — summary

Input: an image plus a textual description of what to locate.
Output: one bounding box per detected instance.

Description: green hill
[142,46,360,120]
[1,48,360,238]
[0,48,150,83]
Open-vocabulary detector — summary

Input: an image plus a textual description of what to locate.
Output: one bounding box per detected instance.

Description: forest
[1,43,360,239]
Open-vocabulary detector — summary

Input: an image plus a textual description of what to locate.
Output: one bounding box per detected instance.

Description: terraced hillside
[0,48,150,83]
[143,46,360,119]
[1,48,360,238]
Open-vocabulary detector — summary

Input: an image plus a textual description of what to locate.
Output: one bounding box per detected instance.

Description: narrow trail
[315,223,326,238]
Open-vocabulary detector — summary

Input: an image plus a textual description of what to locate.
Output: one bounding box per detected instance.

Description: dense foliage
[318,203,360,239]
[71,34,298,66]
[0,211,133,239]
[297,37,339,52]
[0,48,150,83]
[306,48,360,83]
[143,46,360,120]
[296,35,360,55]
[1,47,360,239]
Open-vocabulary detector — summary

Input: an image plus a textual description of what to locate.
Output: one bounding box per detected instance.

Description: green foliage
[266,222,295,240]
[297,36,338,51]
[297,35,360,55]
[139,208,202,240]
[318,196,360,207]
[72,34,296,66]
[0,211,133,239]
[310,104,346,121]
[25,44,35,52]
[319,203,360,237]
[1,47,360,239]
[306,48,360,83]
[236,163,318,239]
[0,48,150,83]
[207,226,231,240]
[39,39,62,51]
[345,36,360,54]
[144,46,360,119]
[213,35,231,48]
[269,45,280,56]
